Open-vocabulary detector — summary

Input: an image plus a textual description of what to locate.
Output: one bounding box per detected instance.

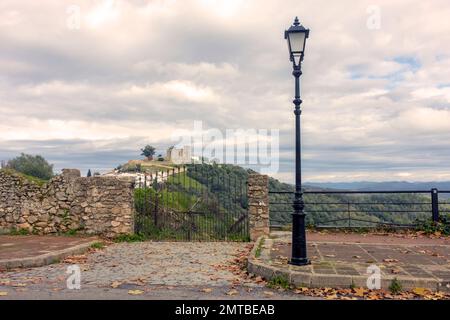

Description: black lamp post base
[289,258,310,266]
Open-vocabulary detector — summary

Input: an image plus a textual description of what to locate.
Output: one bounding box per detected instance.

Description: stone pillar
[247,173,269,241]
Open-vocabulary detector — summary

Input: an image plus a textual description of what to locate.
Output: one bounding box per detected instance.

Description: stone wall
[247,173,270,241]
[0,169,135,237]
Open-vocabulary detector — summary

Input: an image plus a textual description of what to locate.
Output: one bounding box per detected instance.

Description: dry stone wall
[247,173,270,241]
[0,169,135,237]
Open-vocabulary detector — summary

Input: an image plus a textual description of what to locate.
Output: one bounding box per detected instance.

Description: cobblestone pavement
[0,241,311,300]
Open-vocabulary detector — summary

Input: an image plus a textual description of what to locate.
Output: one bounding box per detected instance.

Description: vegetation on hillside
[0,168,49,186]
[133,163,249,241]
[140,145,156,160]
[133,163,449,237]
[4,153,53,180]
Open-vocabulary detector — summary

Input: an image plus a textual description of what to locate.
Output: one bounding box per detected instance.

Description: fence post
[247,174,269,241]
[431,188,439,222]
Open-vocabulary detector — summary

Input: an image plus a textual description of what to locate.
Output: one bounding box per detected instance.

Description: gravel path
[0,242,311,300]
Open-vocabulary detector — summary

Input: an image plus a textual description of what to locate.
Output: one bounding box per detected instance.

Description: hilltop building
[166,146,192,164]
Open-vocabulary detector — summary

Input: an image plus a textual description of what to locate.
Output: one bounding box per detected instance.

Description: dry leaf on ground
[226,289,239,296]
[412,287,428,296]
[128,290,144,295]
[0,291,8,296]
[353,287,366,297]
[201,288,213,293]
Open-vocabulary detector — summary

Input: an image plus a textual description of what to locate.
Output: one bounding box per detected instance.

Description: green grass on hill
[0,168,49,186]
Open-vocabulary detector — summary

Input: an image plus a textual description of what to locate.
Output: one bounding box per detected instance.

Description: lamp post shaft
[290,64,309,266]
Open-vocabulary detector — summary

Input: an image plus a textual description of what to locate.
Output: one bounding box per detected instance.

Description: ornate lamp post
[285,17,310,266]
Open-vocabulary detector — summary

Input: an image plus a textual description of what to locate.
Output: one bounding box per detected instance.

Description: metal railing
[269,189,450,229]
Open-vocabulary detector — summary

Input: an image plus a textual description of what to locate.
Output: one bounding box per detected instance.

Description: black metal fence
[269,189,450,229]
[134,164,249,241]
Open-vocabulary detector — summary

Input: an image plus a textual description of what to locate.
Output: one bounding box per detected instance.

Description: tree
[140,145,156,160]
[7,153,54,180]
[87,169,92,177]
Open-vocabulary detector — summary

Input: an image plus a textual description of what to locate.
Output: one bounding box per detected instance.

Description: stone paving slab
[0,236,99,269]
[248,233,450,292]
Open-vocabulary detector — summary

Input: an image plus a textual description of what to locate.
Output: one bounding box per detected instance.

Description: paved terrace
[0,236,98,269]
[249,232,450,291]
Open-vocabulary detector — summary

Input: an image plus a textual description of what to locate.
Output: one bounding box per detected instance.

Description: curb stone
[247,236,448,292]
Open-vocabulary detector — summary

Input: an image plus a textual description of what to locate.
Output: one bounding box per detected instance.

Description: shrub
[415,215,450,235]
[7,153,54,180]
[389,278,402,294]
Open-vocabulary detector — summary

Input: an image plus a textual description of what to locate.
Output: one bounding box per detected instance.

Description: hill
[306,181,450,192]
[181,164,436,227]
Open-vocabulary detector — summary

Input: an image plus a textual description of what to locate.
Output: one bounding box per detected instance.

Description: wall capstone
[247,173,269,241]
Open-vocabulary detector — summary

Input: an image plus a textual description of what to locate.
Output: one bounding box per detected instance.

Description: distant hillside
[306,181,450,191]
[181,164,437,227]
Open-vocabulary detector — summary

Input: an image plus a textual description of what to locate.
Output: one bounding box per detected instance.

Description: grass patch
[114,233,147,243]
[168,171,205,190]
[255,237,265,258]
[227,234,251,242]
[267,275,290,289]
[90,242,105,249]
[389,278,402,294]
[62,229,79,236]
[9,228,30,236]
[0,168,49,186]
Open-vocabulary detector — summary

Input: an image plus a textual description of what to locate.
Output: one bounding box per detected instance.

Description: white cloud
[0,0,450,181]
[117,80,219,104]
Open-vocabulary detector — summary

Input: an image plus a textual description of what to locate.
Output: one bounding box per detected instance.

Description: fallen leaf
[201,288,212,293]
[412,287,428,296]
[12,283,27,287]
[111,281,122,288]
[325,294,338,300]
[325,254,336,258]
[226,289,238,296]
[353,255,361,259]
[128,290,144,295]
[383,258,399,263]
[263,291,274,296]
[294,287,309,294]
[0,292,8,296]
[353,287,365,297]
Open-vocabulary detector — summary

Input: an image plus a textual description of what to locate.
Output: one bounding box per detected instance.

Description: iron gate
[134,164,249,241]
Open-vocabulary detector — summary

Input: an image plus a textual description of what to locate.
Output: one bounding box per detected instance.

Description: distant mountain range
[305,181,450,192]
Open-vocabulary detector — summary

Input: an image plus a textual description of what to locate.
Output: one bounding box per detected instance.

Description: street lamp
[285,17,310,266]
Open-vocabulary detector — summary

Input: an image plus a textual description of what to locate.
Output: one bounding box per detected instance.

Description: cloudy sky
[1,0,450,183]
